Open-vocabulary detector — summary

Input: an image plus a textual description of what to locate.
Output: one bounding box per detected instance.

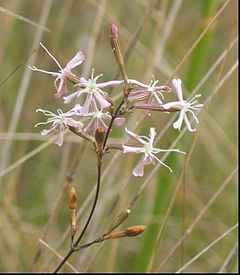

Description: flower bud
[104,209,131,236]
[125,225,146,237]
[68,187,77,209]
[105,225,146,240]
[110,24,118,38]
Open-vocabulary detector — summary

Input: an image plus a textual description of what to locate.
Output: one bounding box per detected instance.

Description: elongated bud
[68,187,77,240]
[104,209,131,236]
[125,225,146,237]
[110,24,118,38]
[95,127,105,152]
[68,187,77,209]
[106,225,146,240]
[109,23,130,96]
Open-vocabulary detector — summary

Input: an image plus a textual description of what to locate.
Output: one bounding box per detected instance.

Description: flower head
[162,79,203,132]
[122,128,185,177]
[29,43,85,98]
[127,77,171,104]
[78,102,125,136]
[63,69,114,114]
[35,108,83,146]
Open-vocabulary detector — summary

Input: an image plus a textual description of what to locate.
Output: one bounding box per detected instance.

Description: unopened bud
[106,230,126,240]
[68,187,77,209]
[105,209,131,236]
[125,225,146,237]
[105,225,146,240]
[110,24,118,38]
[95,127,105,152]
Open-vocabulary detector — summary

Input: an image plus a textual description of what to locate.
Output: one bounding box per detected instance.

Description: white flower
[122,128,185,177]
[163,79,203,132]
[63,69,112,114]
[128,76,171,103]
[79,103,125,136]
[35,108,83,146]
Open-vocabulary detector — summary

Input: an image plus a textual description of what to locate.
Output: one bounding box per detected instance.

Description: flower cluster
[31,40,203,176]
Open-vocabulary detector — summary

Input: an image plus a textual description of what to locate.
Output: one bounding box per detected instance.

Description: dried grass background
[0,0,238,273]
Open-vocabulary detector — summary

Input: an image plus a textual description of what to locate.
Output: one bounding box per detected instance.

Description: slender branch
[102,98,125,150]
[53,157,102,273]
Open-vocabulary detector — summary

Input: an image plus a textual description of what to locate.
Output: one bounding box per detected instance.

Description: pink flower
[63,69,116,114]
[122,128,185,177]
[127,77,171,104]
[29,43,85,98]
[35,108,83,146]
[162,79,203,132]
[80,103,125,136]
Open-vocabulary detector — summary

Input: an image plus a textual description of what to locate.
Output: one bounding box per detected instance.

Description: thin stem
[53,157,102,273]
[103,98,125,150]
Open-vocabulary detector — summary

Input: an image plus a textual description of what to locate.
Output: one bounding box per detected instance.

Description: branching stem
[53,156,102,273]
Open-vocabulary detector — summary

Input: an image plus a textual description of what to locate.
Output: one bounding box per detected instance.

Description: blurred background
[0,0,238,272]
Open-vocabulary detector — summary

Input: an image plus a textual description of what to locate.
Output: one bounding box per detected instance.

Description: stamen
[151,154,173,172]
[36,109,56,117]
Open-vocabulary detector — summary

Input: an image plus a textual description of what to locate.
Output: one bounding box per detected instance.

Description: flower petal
[184,114,196,132]
[81,93,93,115]
[125,128,147,145]
[94,92,111,110]
[122,145,144,154]
[132,155,153,177]
[66,118,83,131]
[41,128,53,136]
[55,130,64,146]
[96,80,123,89]
[66,51,85,69]
[63,91,81,104]
[114,117,125,126]
[162,101,183,110]
[173,110,185,131]
[128,90,149,101]
[55,78,68,98]
[149,127,156,145]
[84,118,98,135]
[132,156,146,177]
[172,78,183,101]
